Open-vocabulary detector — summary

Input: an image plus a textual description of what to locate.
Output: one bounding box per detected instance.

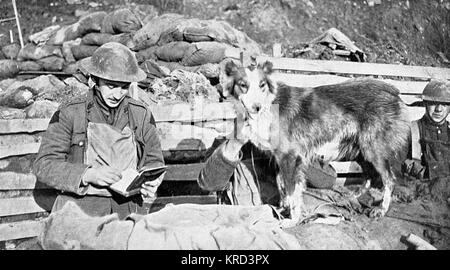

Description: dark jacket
[404,115,450,180]
[33,90,165,196]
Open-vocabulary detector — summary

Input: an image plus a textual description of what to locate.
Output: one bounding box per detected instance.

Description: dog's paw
[368,206,387,219]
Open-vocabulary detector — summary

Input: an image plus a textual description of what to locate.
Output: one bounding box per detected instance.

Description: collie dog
[224,60,410,225]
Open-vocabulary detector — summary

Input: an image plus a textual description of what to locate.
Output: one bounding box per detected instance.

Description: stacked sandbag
[0,8,142,77]
[132,14,261,84]
[0,75,87,120]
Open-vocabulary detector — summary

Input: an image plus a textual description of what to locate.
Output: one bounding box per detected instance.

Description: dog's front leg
[276,153,305,228]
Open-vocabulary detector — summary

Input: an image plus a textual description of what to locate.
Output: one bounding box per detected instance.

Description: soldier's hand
[82,166,122,187]
[140,172,166,200]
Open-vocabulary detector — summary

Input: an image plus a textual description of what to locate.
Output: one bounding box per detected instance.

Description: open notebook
[109,165,167,197]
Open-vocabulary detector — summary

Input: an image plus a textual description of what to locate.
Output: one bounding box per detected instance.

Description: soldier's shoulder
[128,97,148,109]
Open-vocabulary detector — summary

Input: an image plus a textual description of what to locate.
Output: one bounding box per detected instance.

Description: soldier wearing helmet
[403,79,450,202]
[33,42,165,219]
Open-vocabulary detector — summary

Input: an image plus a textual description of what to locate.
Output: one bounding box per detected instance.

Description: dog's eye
[239,82,248,88]
[260,81,266,88]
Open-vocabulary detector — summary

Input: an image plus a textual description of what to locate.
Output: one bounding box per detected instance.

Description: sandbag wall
[0,9,261,87]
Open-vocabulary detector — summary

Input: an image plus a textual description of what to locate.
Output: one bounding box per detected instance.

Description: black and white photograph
[0,0,449,254]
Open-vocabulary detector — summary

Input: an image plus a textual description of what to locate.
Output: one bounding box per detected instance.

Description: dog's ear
[261,61,273,75]
[225,61,239,76]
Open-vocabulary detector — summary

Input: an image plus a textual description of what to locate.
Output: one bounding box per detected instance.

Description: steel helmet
[80,42,146,83]
[422,79,450,103]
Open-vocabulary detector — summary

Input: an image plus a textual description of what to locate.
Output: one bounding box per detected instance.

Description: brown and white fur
[224,60,410,226]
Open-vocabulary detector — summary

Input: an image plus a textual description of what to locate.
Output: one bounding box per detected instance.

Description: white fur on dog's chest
[314,138,341,162]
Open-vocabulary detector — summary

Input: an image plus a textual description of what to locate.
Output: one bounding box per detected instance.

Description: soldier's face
[98,78,130,108]
[426,101,450,124]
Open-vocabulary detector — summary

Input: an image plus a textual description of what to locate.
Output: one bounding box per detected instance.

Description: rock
[7,75,66,101]
[0,106,26,119]
[0,86,37,109]
[24,100,60,118]
[2,44,21,59]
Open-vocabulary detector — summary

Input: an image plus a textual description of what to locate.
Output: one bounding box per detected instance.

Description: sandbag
[0,106,26,120]
[24,100,60,118]
[208,20,261,56]
[155,41,193,62]
[37,56,65,71]
[63,61,81,74]
[128,204,301,250]
[136,46,158,63]
[156,18,203,45]
[29,25,61,45]
[17,44,63,61]
[0,60,19,79]
[46,24,81,46]
[71,45,98,60]
[18,61,42,71]
[101,8,142,34]
[0,78,16,91]
[77,11,107,35]
[156,61,219,79]
[6,75,66,99]
[82,33,113,46]
[110,33,133,45]
[130,13,185,51]
[47,12,107,45]
[63,77,89,94]
[2,44,21,60]
[181,42,227,66]
[0,86,38,109]
[62,38,82,63]
[139,60,169,79]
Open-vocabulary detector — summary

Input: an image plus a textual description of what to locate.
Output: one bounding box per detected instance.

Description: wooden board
[0,196,55,217]
[270,73,429,95]
[258,56,450,80]
[0,219,45,242]
[0,143,41,159]
[151,102,236,123]
[0,103,236,135]
[0,119,50,134]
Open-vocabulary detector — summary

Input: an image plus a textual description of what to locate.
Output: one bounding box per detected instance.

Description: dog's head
[224,60,277,116]
[223,60,280,150]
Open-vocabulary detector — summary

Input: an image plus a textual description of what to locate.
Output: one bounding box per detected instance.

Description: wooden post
[12,0,24,48]
[273,43,282,57]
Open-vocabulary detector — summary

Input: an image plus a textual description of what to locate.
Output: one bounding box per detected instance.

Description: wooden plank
[270,73,429,95]
[0,220,45,242]
[0,197,53,217]
[0,143,41,159]
[0,118,50,134]
[330,161,363,174]
[150,102,236,123]
[164,163,204,181]
[258,56,450,80]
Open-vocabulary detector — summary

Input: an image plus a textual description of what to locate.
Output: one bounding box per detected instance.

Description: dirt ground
[1,0,449,67]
